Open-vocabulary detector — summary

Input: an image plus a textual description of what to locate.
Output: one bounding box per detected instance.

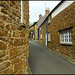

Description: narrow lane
[28,41,75,74]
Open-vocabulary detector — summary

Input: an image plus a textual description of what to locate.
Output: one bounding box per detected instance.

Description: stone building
[0,1,29,74]
[30,8,50,40]
[29,22,37,40]
[38,1,75,59]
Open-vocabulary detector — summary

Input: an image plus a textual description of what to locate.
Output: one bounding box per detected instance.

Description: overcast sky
[29,1,60,24]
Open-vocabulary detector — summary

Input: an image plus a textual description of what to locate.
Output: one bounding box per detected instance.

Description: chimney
[45,8,50,15]
[39,14,42,20]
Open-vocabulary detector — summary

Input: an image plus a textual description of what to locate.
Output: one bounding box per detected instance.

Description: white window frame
[41,33,42,39]
[48,32,50,41]
[48,16,50,24]
[60,30,72,44]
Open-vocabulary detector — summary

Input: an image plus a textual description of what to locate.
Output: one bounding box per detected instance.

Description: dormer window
[48,16,50,24]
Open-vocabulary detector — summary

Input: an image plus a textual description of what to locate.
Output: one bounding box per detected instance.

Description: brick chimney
[45,8,50,15]
[39,14,42,20]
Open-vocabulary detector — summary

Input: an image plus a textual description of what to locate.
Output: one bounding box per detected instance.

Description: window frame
[40,33,42,39]
[60,30,72,45]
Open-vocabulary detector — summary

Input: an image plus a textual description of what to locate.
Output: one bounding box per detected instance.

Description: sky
[29,1,60,24]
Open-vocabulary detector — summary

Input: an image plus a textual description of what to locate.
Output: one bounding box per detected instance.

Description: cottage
[30,8,50,40]
[29,22,37,40]
[38,1,75,59]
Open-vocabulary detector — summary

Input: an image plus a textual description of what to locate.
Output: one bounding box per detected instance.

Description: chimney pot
[45,8,50,15]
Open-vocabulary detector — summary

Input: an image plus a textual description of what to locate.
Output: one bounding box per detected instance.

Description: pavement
[28,40,75,74]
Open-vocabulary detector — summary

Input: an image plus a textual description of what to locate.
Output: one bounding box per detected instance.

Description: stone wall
[39,2,75,59]
[35,24,38,40]
[39,22,46,45]
[30,23,38,40]
[0,1,29,74]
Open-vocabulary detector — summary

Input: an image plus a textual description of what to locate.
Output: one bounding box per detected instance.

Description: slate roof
[37,14,48,28]
[29,14,48,29]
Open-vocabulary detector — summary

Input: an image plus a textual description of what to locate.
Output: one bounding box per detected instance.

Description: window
[48,32,50,41]
[48,16,50,23]
[40,27,41,30]
[60,30,72,44]
[41,33,42,39]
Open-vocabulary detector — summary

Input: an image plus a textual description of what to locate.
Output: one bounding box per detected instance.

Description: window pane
[61,30,72,43]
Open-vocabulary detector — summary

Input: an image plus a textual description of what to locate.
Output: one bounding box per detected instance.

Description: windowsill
[60,43,72,46]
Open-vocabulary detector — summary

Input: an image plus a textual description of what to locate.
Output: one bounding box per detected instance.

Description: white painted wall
[52,1,74,18]
[21,1,23,23]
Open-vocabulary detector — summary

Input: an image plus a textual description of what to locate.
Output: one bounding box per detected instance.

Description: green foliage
[29,29,35,39]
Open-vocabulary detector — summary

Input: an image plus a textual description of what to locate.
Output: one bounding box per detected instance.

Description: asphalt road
[28,41,75,74]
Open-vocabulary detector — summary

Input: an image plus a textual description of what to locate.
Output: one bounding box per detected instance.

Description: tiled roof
[37,14,48,28]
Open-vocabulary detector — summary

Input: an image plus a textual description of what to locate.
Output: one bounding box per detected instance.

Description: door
[46,32,47,46]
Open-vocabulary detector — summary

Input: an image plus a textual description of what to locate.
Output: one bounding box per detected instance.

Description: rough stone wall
[0,1,29,74]
[47,2,75,59]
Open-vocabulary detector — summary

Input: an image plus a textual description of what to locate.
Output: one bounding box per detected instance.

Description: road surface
[28,41,75,74]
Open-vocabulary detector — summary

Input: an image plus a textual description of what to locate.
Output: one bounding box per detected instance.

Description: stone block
[1,1,10,10]
[9,38,14,46]
[14,60,22,73]
[11,25,17,30]
[2,67,13,74]
[23,38,26,45]
[20,32,25,37]
[10,47,18,59]
[1,8,8,14]
[14,38,21,46]
[17,69,22,74]
[0,61,10,72]
[0,50,6,57]
[6,24,10,30]
[0,41,7,50]
[0,21,4,29]
[11,57,20,64]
